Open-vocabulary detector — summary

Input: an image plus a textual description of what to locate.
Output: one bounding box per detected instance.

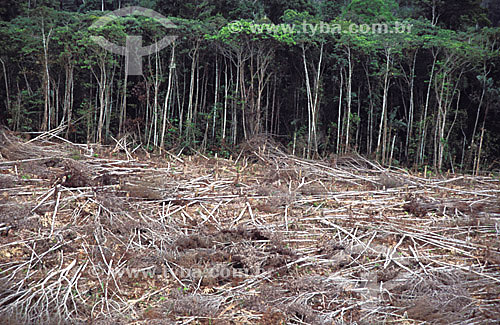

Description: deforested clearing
[0,131,499,324]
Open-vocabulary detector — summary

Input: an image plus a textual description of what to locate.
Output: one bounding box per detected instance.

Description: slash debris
[0,131,499,324]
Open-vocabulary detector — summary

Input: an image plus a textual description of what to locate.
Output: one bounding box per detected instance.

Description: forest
[1,1,500,324]
[0,0,499,172]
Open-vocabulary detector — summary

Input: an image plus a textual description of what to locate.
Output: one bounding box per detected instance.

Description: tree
[0,0,25,21]
[343,0,398,23]
[414,0,489,29]
[262,0,317,23]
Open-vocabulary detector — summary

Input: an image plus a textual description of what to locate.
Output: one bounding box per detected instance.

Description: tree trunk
[222,62,228,140]
[63,63,74,137]
[212,55,219,138]
[41,25,52,131]
[418,53,437,165]
[405,50,417,158]
[345,46,352,152]
[186,42,199,143]
[337,67,343,154]
[0,59,10,118]
[363,61,374,155]
[376,48,391,163]
[161,44,176,149]
[302,43,323,158]
[470,62,489,169]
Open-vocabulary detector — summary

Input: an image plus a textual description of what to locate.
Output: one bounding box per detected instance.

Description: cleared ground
[1,131,499,324]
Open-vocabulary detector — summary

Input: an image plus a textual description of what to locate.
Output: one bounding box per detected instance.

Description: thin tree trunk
[95,58,107,144]
[363,62,374,155]
[238,53,248,140]
[119,68,128,136]
[301,43,323,158]
[270,75,276,134]
[405,51,417,158]
[337,68,343,154]
[222,62,228,140]
[312,43,324,155]
[476,108,489,176]
[355,85,361,150]
[212,55,219,138]
[470,62,489,168]
[62,62,74,137]
[345,46,352,151]
[377,48,391,163]
[186,42,199,143]
[41,24,52,131]
[302,45,313,158]
[150,49,161,147]
[233,60,240,144]
[419,53,437,165]
[161,44,176,149]
[0,59,10,117]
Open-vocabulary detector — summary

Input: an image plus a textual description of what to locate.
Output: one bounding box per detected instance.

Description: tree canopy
[0,0,499,172]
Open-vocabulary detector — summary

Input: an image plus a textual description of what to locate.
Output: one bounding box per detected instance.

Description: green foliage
[209,18,296,46]
[343,0,398,23]
[0,0,25,21]
[0,1,499,172]
[262,0,317,23]
[155,0,262,20]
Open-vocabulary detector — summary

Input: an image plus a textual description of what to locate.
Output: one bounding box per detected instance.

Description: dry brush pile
[0,131,499,324]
